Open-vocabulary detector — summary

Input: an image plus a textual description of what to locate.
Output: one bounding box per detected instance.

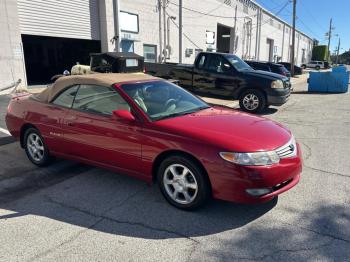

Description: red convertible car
[6,73,302,210]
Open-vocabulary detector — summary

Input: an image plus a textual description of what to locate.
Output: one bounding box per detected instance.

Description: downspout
[255,7,259,60]
[257,8,262,60]
[281,24,285,61]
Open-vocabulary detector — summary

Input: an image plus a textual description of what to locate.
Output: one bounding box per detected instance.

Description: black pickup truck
[146,52,291,113]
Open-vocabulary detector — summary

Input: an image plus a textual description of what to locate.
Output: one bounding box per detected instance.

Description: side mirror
[112,110,135,122]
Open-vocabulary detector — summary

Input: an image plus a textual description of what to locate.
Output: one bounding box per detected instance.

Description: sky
[254,0,350,54]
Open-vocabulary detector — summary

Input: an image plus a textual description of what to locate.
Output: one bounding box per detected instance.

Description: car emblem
[289,144,295,151]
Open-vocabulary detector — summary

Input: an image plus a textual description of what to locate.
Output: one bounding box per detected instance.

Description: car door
[62,84,144,176]
[197,54,238,97]
[40,85,79,153]
[192,53,211,94]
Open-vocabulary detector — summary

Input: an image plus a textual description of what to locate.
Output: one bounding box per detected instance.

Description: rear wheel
[239,89,266,113]
[315,66,320,70]
[24,128,52,166]
[301,64,306,69]
[157,155,210,210]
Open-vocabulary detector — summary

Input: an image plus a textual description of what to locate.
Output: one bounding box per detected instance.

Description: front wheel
[24,128,52,166]
[315,66,320,70]
[157,155,211,210]
[239,89,267,113]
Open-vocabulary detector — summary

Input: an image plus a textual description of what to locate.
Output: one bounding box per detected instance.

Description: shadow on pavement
[201,204,350,261]
[0,164,277,239]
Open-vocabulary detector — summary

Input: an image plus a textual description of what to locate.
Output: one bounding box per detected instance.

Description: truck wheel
[239,89,266,113]
[157,155,211,210]
[315,66,320,70]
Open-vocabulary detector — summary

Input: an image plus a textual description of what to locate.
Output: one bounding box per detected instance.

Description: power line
[168,1,257,19]
[296,17,322,40]
[165,10,201,49]
[251,0,291,30]
[298,0,328,32]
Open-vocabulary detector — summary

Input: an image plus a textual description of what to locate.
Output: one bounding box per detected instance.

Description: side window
[206,55,232,73]
[197,54,207,69]
[72,85,130,115]
[52,85,79,108]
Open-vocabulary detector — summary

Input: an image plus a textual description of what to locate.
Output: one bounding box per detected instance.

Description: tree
[312,45,329,61]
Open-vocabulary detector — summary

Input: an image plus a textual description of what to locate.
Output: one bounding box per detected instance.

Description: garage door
[17,0,100,40]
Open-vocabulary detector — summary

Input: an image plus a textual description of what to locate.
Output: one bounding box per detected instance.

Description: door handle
[67,122,74,127]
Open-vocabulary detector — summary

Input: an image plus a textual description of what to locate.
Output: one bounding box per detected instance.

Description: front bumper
[266,87,291,106]
[209,143,302,204]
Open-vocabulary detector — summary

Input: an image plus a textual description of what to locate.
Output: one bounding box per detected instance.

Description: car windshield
[121,81,210,121]
[225,55,252,71]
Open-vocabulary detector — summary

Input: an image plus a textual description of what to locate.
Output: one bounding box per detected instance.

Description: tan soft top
[34,73,158,103]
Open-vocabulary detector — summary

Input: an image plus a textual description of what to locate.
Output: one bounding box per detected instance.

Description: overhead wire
[164,9,202,49]
[168,0,258,19]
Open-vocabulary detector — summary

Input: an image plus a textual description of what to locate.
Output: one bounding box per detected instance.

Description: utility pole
[163,0,167,63]
[158,0,163,62]
[291,0,296,77]
[232,5,237,53]
[327,18,333,62]
[336,37,341,65]
[179,0,183,63]
[112,0,121,52]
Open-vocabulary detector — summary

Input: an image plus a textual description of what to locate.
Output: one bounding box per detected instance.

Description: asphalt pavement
[0,81,349,261]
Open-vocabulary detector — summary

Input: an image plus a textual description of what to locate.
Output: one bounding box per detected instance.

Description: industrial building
[0,0,314,87]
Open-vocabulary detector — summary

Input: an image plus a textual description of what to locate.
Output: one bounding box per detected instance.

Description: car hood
[242,69,286,81]
[154,107,291,152]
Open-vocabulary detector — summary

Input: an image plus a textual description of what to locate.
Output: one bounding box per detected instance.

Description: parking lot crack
[28,216,104,262]
[277,220,350,243]
[304,165,350,179]
[43,194,199,244]
[231,240,335,261]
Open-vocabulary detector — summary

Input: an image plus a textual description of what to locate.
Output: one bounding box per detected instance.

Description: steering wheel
[164,98,177,111]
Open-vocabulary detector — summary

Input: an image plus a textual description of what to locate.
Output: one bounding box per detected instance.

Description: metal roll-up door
[17,0,100,40]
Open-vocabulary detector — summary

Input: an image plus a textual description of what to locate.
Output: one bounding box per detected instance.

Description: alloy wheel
[27,133,45,162]
[163,164,198,205]
[243,93,260,111]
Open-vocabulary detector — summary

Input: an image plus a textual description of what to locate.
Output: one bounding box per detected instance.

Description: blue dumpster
[308,66,349,93]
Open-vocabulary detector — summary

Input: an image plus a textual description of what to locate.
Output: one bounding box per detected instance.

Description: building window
[143,44,157,62]
[243,4,248,14]
[121,40,134,53]
[270,18,274,26]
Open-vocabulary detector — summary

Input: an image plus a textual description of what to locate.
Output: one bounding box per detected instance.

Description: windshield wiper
[155,106,210,121]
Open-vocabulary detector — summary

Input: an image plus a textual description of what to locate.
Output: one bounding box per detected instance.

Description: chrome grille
[275,138,297,158]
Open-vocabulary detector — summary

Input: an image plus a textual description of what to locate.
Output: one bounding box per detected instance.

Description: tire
[239,89,267,113]
[24,128,52,166]
[315,66,320,70]
[301,64,306,69]
[157,155,211,210]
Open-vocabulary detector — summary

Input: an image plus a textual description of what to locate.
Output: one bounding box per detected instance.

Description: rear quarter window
[52,85,79,108]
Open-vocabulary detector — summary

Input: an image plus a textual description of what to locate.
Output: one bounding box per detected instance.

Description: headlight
[271,80,284,89]
[219,151,280,166]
